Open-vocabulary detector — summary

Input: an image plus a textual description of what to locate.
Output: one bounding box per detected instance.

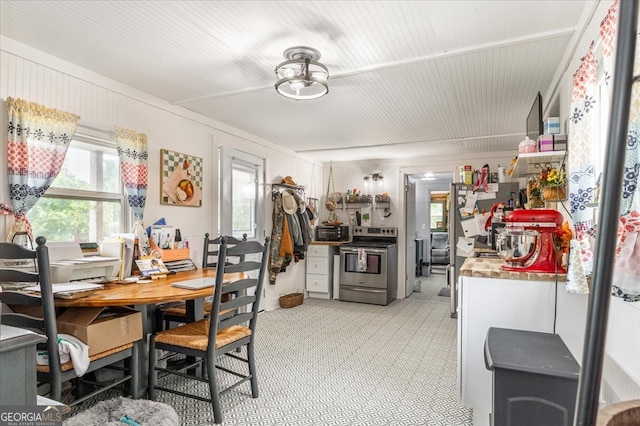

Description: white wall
[0,37,323,311]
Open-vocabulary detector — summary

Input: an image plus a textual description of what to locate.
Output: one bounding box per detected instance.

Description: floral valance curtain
[600,0,640,302]
[114,127,148,221]
[114,126,150,254]
[1,97,80,242]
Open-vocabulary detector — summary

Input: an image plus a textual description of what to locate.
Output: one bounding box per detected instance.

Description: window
[219,147,264,240]
[430,200,447,231]
[27,135,127,242]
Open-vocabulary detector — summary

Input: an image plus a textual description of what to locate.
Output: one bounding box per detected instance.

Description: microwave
[315,225,349,242]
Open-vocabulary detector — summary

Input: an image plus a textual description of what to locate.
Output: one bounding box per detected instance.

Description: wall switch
[422,224,426,230]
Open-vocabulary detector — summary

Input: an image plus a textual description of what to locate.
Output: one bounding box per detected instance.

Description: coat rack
[270,183,306,200]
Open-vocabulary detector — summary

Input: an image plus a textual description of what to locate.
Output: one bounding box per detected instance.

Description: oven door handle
[341,248,387,254]
[345,286,386,293]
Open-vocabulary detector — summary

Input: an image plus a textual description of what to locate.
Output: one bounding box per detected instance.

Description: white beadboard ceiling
[0,0,597,163]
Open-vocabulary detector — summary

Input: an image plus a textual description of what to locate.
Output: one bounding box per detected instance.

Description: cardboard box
[539,135,554,152]
[460,165,473,185]
[544,117,560,134]
[553,134,567,151]
[57,307,142,356]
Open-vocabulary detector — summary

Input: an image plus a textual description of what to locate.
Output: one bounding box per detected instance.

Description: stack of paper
[25,283,104,299]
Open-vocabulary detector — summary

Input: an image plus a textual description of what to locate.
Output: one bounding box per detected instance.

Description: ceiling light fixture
[363,173,384,187]
[275,46,329,100]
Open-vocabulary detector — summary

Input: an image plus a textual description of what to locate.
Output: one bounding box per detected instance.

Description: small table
[484,327,580,426]
[0,326,47,405]
[54,268,242,397]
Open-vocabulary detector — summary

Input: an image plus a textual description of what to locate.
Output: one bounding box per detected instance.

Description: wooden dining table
[54,268,242,397]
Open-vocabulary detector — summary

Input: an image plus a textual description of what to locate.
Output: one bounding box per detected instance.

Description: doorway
[406,172,453,282]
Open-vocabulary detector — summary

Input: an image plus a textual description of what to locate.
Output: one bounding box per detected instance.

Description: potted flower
[539,165,567,201]
[527,177,544,208]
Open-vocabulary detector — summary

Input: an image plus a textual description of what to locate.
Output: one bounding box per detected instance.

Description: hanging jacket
[269,192,285,284]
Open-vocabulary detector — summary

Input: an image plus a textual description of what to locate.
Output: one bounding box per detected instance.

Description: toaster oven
[315,225,349,242]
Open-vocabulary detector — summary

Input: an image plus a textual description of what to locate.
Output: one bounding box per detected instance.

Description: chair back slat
[0,290,43,306]
[0,237,62,399]
[202,233,247,269]
[0,242,36,260]
[220,294,256,313]
[207,236,270,350]
[0,312,46,331]
[223,261,262,274]
[219,312,253,330]
[222,278,258,294]
[0,269,41,283]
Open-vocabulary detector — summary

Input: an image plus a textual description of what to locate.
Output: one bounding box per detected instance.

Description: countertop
[460,252,567,282]
[310,241,348,247]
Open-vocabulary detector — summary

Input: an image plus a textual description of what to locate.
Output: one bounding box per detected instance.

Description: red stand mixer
[496,209,566,274]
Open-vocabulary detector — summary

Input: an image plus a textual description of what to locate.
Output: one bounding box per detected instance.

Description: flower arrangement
[553,221,573,255]
[539,166,566,188]
[539,165,567,202]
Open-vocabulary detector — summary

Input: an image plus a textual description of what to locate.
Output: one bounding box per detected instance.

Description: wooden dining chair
[155,233,247,331]
[148,236,270,424]
[0,236,140,405]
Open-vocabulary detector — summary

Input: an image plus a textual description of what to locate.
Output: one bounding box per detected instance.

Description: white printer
[47,242,121,283]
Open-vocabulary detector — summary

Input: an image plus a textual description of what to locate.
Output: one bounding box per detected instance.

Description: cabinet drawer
[306,274,329,292]
[308,245,329,257]
[307,257,329,274]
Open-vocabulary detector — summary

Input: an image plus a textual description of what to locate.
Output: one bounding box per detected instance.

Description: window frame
[28,133,130,242]
[219,146,265,241]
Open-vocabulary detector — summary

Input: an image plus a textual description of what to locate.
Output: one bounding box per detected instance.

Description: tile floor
[66,273,472,425]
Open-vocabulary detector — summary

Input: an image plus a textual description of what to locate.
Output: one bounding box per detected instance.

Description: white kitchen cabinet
[306,244,338,299]
[457,275,557,426]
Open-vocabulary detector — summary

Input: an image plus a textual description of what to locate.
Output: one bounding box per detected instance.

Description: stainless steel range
[339,226,398,306]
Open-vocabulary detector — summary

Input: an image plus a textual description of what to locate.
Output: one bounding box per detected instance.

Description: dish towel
[36,333,90,376]
[358,248,368,271]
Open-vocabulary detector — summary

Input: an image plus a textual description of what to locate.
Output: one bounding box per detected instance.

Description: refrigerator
[447,181,520,317]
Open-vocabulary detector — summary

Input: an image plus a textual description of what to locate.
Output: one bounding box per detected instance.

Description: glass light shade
[275,47,329,100]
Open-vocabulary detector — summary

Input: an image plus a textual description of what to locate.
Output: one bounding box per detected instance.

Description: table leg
[184,298,204,322]
[134,303,156,398]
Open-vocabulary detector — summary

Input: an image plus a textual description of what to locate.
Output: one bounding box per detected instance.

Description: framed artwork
[161,149,203,207]
[308,197,319,225]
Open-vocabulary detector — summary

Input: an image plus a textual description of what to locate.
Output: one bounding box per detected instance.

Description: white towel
[358,248,368,271]
[36,334,90,376]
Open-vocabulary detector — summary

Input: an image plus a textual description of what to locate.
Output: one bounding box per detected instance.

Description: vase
[542,186,566,202]
[529,194,544,208]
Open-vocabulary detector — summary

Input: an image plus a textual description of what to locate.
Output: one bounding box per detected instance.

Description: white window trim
[34,133,130,240]
[219,146,265,241]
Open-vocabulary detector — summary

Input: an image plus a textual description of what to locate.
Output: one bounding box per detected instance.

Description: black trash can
[484,327,580,426]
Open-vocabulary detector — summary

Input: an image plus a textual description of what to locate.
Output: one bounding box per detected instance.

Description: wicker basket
[279,292,304,308]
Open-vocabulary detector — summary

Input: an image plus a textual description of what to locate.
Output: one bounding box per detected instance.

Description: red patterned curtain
[600,0,640,302]
[114,126,150,255]
[1,97,80,243]
[566,44,597,294]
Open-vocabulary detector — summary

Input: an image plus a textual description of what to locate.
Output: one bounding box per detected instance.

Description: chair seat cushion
[161,301,213,317]
[155,320,251,351]
[36,343,134,373]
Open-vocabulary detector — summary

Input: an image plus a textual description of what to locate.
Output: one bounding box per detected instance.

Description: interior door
[405,177,416,298]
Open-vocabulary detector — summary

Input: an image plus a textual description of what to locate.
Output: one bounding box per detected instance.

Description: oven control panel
[352,226,397,236]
